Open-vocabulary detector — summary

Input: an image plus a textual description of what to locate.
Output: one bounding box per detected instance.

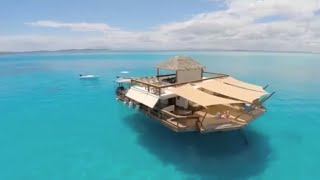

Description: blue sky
[0,0,320,52]
[0,0,225,34]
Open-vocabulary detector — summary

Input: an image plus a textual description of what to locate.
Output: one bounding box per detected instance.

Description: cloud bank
[1,0,320,52]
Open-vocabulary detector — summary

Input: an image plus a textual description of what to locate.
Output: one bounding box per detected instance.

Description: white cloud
[226,0,320,19]
[1,0,320,52]
[25,20,119,33]
[0,35,107,52]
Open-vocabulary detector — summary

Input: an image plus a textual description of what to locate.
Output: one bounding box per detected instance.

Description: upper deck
[130,72,229,96]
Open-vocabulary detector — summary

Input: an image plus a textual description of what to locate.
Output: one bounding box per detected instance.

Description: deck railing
[130,72,229,95]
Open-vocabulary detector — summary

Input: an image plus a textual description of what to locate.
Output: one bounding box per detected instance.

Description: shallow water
[0,51,319,180]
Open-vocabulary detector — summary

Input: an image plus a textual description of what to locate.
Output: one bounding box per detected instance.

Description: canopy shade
[197,80,268,103]
[168,84,243,108]
[217,76,267,93]
[155,56,205,71]
[126,88,159,108]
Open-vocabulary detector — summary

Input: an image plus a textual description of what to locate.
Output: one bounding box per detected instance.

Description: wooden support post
[201,69,203,79]
[240,128,248,145]
[175,70,178,83]
[157,69,159,80]
[201,112,208,125]
[260,91,276,104]
[177,120,179,132]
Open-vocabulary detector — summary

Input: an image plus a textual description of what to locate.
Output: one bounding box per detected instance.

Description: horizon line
[1,48,320,55]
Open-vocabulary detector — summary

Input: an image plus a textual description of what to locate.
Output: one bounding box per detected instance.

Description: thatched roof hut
[155,56,205,83]
[156,56,205,71]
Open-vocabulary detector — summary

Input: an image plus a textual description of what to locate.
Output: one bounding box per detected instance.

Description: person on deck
[215,112,222,119]
[222,110,230,119]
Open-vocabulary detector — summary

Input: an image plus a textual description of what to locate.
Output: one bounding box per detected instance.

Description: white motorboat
[79,74,99,79]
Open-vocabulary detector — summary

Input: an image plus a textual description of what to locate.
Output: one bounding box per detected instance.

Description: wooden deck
[115,71,268,133]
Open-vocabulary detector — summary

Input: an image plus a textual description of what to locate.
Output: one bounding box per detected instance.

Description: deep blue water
[0,51,320,180]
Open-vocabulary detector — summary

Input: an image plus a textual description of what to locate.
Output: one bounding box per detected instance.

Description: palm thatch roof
[156,56,205,71]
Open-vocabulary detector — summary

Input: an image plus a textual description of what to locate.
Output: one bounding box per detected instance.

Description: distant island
[0,48,319,55]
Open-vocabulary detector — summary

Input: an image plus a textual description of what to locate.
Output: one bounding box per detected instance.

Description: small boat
[79,74,99,79]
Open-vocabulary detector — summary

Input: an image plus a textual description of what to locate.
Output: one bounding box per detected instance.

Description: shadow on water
[123,113,272,180]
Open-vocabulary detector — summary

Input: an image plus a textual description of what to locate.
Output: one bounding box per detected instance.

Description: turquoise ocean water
[0,50,319,180]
